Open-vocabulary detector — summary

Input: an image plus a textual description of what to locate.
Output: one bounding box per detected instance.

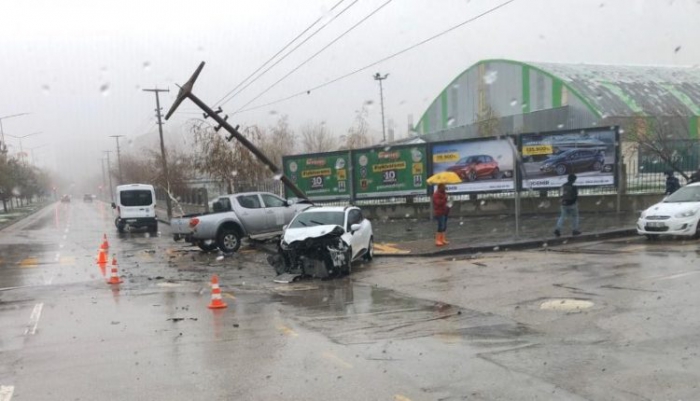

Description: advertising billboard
[283,151,351,200]
[352,145,428,198]
[431,138,516,193]
[520,127,618,189]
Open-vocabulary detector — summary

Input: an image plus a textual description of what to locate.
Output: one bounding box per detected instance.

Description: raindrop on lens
[100,83,110,96]
[447,117,456,126]
[384,146,391,151]
[483,70,498,85]
[493,246,500,251]
[405,213,410,218]
[557,124,564,129]
[42,84,50,95]
[143,61,151,71]
[273,174,282,181]
[510,99,518,107]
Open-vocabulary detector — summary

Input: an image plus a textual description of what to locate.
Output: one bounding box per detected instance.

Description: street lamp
[0,112,30,154]
[5,131,43,162]
[373,72,389,143]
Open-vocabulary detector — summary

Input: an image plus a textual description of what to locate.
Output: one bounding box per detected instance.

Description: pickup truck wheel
[197,240,218,252]
[217,229,241,253]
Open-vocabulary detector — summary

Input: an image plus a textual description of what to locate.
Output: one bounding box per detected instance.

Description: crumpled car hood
[283,225,345,244]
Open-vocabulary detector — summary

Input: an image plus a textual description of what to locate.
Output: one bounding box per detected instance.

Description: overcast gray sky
[0,0,698,182]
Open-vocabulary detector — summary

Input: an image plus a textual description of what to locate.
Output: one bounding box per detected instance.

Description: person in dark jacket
[664,170,680,195]
[432,183,450,246]
[554,174,580,237]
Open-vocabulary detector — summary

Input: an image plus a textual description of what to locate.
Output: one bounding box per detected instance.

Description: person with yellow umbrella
[427,172,461,247]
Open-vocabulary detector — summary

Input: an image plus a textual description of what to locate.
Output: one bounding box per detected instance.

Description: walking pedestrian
[664,170,680,195]
[433,183,450,246]
[554,174,580,237]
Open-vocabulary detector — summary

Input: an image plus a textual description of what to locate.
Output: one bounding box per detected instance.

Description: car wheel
[197,240,218,252]
[694,221,700,239]
[645,234,659,241]
[217,229,241,253]
[555,164,567,176]
[592,161,602,171]
[491,168,501,179]
[468,170,477,182]
[363,237,374,261]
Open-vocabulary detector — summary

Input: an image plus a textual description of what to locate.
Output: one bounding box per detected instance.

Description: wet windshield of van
[120,190,153,207]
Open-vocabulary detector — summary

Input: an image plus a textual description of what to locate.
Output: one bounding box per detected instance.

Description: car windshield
[289,211,344,228]
[663,185,700,203]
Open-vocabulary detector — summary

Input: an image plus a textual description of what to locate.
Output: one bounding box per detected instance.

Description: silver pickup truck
[171,192,312,253]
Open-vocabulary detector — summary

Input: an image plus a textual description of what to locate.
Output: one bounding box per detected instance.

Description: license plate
[126,219,137,223]
[646,222,665,228]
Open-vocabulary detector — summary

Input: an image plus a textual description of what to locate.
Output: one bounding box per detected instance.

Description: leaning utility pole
[104,150,115,202]
[164,62,310,202]
[109,135,124,184]
[143,87,172,220]
[373,72,389,143]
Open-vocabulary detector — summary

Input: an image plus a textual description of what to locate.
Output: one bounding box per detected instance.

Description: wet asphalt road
[1,201,700,400]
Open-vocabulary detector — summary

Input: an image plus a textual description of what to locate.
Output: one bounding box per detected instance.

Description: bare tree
[619,113,695,180]
[300,121,334,153]
[476,105,501,138]
[191,120,238,193]
[261,115,296,165]
[344,106,372,149]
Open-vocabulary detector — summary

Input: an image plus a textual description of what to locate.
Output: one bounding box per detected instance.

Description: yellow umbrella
[427,171,462,185]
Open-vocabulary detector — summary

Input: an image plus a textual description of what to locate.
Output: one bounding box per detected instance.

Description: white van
[111,184,157,233]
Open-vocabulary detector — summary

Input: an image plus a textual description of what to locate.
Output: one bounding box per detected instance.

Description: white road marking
[0,385,14,401]
[24,303,44,335]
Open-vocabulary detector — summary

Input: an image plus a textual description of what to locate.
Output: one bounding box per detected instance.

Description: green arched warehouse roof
[417,59,700,131]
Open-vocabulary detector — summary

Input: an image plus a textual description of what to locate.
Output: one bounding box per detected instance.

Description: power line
[231,0,393,114]
[214,0,353,107]
[234,0,518,115]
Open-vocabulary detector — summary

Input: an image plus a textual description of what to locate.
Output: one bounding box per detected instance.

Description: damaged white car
[269,206,373,279]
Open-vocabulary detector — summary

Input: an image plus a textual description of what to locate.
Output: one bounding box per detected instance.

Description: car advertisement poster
[352,145,428,198]
[283,151,351,201]
[520,127,618,189]
[431,138,516,193]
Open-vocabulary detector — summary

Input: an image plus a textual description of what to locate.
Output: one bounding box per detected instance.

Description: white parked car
[272,206,373,278]
[637,183,700,239]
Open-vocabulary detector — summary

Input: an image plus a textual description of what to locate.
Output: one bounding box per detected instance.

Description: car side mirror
[111,202,116,209]
[282,224,288,231]
[285,199,297,207]
[350,223,361,233]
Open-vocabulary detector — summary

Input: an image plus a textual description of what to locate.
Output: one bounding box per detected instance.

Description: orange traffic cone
[107,255,123,284]
[100,234,109,250]
[207,275,227,309]
[96,248,108,264]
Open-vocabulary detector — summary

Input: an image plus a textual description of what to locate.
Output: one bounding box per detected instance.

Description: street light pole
[373,72,389,143]
[0,112,29,154]
[109,135,124,185]
[100,158,107,200]
[6,131,43,163]
[104,150,115,202]
[143,87,172,220]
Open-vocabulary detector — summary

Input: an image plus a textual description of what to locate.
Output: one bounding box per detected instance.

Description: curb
[374,228,638,258]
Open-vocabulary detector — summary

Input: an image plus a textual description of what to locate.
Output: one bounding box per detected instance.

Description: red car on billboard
[446,155,500,182]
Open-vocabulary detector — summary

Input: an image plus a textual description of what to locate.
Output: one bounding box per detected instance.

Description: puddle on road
[539,299,594,311]
[272,281,532,345]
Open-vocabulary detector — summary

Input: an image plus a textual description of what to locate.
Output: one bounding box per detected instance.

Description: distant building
[414,59,700,174]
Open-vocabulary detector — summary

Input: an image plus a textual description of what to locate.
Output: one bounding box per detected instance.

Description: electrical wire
[214,0,352,107]
[233,0,518,115]
[230,0,394,114]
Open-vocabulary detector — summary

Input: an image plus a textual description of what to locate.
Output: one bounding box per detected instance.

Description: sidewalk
[371,211,639,257]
